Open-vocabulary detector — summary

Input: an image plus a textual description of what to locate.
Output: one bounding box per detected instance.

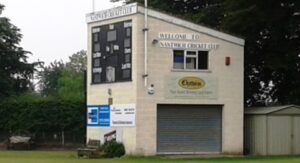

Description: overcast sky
[1,0,124,65]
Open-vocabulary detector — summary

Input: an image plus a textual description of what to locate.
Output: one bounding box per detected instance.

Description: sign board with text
[99,105,110,127]
[86,3,137,23]
[110,104,136,127]
[87,105,110,127]
[165,75,218,99]
[158,32,219,50]
[87,104,136,127]
[87,106,99,126]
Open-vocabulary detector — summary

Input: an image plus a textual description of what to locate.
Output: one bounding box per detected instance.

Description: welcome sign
[158,32,219,50]
[159,41,219,50]
[165,75,217,99]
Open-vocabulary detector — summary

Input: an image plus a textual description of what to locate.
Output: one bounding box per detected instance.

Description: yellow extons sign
[178,77,205,90]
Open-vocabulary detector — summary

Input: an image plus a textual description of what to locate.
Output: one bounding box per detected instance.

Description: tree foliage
[0,98,85,136]
[38,50,86,100]
[57,69,84,101]
[38,60,66,96]
[0,4,38,98]
[222,0,300,106]
[125,0,300,106]
[66,50,87,73]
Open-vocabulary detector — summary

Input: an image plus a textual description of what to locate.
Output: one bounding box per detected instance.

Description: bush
[103,141,125,158]
[0,99,85,137]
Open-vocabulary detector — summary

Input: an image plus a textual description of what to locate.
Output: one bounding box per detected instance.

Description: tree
[57,69,84,100]
[38,60,65,96]
[66,50,87,73]
[123,0,300,106]
[0,4,38,98]
[38,50,86,100]
[125,0,224,29]
[59,50,86,100]
[221,0,300,106]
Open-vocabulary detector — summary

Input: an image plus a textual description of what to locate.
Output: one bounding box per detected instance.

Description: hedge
[0,99,85,137]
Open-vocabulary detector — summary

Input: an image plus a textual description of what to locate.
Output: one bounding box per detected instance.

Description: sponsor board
[87,105,110,127]
[166,75,217,99]
[87,104,135,127]
[110,104,136,127]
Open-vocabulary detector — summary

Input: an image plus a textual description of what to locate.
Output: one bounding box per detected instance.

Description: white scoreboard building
[86,3,245,155]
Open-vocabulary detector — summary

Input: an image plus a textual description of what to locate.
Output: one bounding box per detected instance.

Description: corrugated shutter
[157,105,222,153]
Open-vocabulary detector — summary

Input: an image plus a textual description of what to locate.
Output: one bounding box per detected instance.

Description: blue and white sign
[99,105,110,127]
[87,106,99,126]
[87,104,136,127]
[87,105,110,127]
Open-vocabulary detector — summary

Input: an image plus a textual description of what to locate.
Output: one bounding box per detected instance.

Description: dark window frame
[172,50,209,70]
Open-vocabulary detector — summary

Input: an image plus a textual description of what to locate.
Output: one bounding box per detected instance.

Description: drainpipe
[143,0,148,87]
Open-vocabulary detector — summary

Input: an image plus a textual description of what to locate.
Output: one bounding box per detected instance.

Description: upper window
[173,50,208,70]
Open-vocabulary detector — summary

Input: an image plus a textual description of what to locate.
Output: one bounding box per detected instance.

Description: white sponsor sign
[110,104,136,127]
[86,3,138,23]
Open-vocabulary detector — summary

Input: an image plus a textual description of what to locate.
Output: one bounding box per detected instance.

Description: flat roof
[86,3,245,46]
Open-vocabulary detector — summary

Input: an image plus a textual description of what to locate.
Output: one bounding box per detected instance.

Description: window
[198,51,208,69]
[173,50,208,70]
[91,20,132,84]
[173,50,184,69]
[186,51,197,69]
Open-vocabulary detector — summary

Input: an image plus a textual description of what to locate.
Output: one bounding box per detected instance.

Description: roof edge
[137,6,245,46]
[245,105,300,114]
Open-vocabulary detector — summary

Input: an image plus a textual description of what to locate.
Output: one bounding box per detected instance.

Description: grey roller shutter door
[157,105,222,153]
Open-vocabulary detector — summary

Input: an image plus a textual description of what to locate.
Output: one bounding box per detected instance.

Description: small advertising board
[87,104,135,127]
[87,105,110,127]
[165,75,218,99]
[110,104,136,127]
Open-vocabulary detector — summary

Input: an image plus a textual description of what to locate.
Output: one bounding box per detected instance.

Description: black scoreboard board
[91,20,132,84]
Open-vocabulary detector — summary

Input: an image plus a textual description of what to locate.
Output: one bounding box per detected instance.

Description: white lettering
[93,68,102,73]
[158,33,201,41]
[159,41,219,50]
[86,3,138,23]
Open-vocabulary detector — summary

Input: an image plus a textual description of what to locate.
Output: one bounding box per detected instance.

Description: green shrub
[103,141,125,158]
[0,99,85,136]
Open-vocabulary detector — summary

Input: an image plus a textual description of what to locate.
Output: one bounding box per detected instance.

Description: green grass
[0,151,300,163]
